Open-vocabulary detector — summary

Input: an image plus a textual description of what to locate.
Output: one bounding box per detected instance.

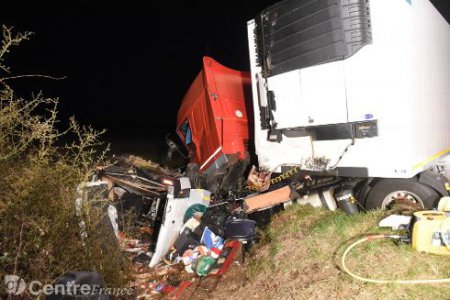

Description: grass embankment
[211,205,450,300]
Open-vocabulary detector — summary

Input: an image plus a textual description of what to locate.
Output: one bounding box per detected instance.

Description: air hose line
[341,234,450,284]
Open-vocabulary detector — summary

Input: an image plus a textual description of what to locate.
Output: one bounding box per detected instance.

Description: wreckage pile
[77,154,363,298]
[76,153,369,298]
[80,155,259,298]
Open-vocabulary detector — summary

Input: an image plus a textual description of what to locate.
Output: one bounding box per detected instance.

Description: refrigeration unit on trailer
[246,0,450,208]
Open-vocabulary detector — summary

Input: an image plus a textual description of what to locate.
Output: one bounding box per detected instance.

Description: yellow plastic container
[412,211,450,256]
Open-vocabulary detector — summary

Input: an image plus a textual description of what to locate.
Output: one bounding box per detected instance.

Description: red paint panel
[177,57,251,172]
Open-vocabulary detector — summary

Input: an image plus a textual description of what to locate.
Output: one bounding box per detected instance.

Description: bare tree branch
[0,25,33,74]
[1,74,66,81]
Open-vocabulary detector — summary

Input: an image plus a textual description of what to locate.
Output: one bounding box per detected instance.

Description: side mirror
[166,138,178,161]
[165,134,188,162]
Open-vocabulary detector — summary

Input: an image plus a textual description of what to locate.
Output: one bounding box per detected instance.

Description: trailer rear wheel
[365,178,439,210]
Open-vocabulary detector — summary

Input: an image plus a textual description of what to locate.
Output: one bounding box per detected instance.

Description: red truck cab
[177,57,251,175]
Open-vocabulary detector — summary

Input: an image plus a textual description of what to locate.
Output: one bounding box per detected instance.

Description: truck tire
[365,178,440,210]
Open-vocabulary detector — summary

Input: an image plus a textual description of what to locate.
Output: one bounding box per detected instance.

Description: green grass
[212,204,450,300]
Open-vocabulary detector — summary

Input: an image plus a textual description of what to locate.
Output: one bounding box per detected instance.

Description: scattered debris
[77,154,379,298]
[246,165,271,192]
[244,185,293,213]
[75,155,265,298]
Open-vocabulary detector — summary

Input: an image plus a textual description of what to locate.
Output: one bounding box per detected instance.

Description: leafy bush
[0,25,128,291]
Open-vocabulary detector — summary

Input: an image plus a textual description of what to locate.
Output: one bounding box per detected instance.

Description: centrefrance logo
[4,275,26,295]
[3,275,135,297]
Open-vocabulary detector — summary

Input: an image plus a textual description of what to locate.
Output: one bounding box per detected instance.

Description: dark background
[1,0,449,160]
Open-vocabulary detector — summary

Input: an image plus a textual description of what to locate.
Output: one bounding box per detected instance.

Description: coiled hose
[341,234,450,284]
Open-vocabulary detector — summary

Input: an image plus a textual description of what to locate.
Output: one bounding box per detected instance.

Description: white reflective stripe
[200,147,222,170]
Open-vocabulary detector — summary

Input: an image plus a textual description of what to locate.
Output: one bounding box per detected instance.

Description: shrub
[0,25,128,292]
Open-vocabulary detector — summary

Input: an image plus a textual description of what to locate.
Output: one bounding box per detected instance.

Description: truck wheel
[365,178,439,210]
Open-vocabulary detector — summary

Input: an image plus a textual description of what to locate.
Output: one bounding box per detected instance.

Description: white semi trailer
[246,0,449,209]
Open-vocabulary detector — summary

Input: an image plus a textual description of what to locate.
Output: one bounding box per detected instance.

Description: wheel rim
[381,190,424,210]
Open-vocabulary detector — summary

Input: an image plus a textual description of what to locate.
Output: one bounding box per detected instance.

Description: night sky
[1,0,449,159]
